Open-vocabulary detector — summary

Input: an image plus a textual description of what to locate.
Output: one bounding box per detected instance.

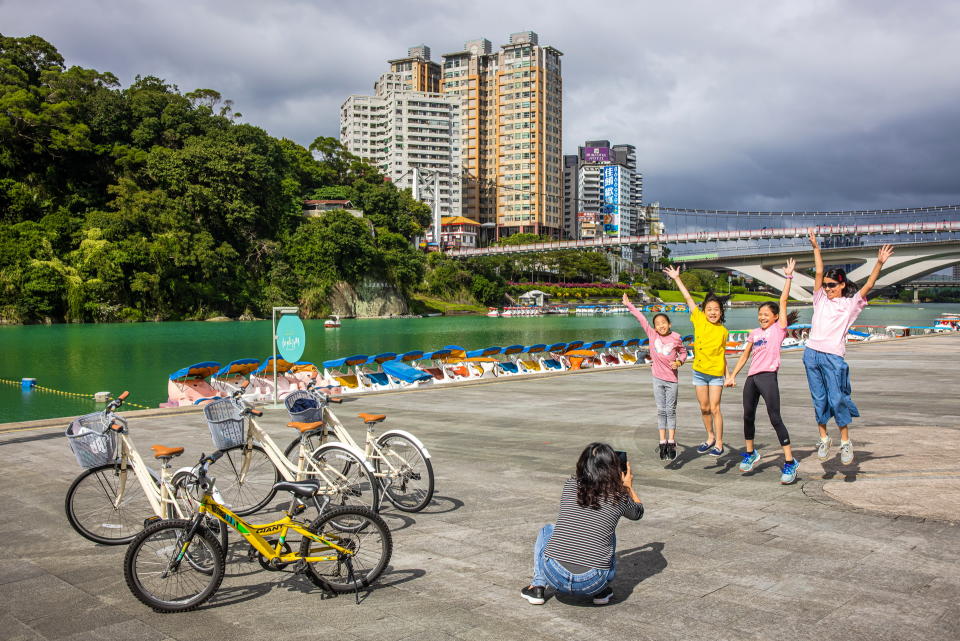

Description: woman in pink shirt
[803,230,894,465]
[726,259,801,483]
[622,293,688,461]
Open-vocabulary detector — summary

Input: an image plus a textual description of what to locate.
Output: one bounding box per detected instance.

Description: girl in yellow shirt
[664,266,730,456]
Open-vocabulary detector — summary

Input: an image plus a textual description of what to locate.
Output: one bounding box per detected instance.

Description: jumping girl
[805,230,894,465]
[725,258,801,484]
[663,266,730,457]
[622,292,688,461]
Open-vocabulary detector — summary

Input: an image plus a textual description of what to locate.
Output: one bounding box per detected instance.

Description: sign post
[271,306,304,408]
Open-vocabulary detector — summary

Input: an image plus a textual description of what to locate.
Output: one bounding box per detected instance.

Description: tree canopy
[0,34,430,322]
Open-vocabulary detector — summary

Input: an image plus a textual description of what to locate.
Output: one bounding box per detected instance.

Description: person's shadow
[554,542,667,606]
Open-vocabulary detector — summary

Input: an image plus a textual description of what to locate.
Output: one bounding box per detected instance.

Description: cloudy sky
[5,0,960,210]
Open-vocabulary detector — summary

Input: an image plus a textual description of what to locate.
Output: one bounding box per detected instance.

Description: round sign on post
[276,314,305,363]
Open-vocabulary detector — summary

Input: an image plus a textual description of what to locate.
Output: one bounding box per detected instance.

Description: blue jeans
[802,347,860,426]
[531,524,616,595]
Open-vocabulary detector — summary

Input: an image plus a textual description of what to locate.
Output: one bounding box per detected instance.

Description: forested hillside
[0,34,429,323]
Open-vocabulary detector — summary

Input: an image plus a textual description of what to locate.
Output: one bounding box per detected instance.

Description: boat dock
[1,333,958,640]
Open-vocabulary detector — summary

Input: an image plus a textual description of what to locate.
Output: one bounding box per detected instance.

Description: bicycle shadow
[377,510,416,532]
[553,542,668,607]
[413,495,464,515]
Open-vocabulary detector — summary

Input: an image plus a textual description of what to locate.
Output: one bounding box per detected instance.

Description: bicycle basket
[65,412,117,468]
[284,390,322,423]
[203,398,246,449]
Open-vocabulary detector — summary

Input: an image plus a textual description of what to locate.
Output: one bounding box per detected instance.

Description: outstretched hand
[622,292,630,306]
[807,228,820,249]
[783,257,796,277]
[663,265,681,280]
[877,244,894,264]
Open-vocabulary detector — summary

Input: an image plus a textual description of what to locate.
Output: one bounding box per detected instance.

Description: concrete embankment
[0,332,958,640]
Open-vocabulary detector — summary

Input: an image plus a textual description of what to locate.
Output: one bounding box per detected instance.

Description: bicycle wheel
[300,506,392,593]
[124,518,224,613]
[65,464,156,545]
[205,444,279,516]
[283,434,323,467]
[309,444,379,513]
[375,433,435,512]
[170,471,229,556]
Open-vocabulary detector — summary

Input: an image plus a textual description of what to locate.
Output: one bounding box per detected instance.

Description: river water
[3,303,958,422]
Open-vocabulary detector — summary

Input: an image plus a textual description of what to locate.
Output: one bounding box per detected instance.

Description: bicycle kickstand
[345,557,361,605]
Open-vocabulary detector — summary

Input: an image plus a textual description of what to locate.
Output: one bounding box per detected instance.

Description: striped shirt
[543,478,643,570]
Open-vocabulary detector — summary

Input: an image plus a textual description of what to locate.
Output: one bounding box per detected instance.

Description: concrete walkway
[1,334,958,640]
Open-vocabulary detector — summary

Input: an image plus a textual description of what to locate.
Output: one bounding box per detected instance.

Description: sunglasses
[823,281,842,289]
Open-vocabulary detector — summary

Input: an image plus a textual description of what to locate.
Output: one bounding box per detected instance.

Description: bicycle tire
[299,506,392,593]
[205,443,279,516]
[309,444,380,513]
[124,518,224,613]
[375,433,435,512]
[65,463,156,545]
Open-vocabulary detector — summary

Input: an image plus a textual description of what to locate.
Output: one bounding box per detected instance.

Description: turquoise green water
[3,303,959,422]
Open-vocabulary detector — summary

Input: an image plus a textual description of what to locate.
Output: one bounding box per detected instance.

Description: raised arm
[808,228,823,291]
[622,292,653,334]
[858,244,894,299]
[663,265,697,311]
[725,342,752,387]
[779,257,795,328]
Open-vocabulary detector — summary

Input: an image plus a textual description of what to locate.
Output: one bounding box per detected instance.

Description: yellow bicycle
[123,451,392,613]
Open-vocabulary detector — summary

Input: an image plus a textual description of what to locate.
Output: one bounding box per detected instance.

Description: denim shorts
[692,369,725,386]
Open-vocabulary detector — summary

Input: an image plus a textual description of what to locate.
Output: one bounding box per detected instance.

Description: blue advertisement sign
[602,166,620,237]
[276,314,305,362]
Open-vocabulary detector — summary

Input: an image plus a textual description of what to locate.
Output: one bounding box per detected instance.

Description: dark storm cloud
[4,0,960,210]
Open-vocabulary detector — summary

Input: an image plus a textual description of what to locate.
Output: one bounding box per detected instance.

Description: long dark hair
[652,312,671,325]
[759,301,800,326]
[575,442,626,510]
[700,291,730,324]
[824,268,859,297]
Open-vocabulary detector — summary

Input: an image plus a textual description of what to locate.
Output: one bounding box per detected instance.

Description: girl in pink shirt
[726,259,801,483]
[622,293,688,461]
[803,230,894,465]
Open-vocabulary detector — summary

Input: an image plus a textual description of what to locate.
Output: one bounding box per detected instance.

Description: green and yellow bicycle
[123,451,392,613]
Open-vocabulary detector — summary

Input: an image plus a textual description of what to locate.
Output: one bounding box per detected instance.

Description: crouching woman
[521,442,643,606]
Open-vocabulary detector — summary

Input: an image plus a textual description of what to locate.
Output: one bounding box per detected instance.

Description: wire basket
[284,390,322,423]
[203,398,246,449]
[65,412,117,468]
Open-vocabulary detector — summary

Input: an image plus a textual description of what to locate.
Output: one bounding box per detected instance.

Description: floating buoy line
[0,377,150,409]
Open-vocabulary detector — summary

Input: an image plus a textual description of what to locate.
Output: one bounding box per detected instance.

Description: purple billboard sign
[583,146,610,163]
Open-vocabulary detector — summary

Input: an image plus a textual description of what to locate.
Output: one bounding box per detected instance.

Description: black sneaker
[667,442,678,460]
[591,585,613,605]
[657,443,667,460]
[521,585,545,604]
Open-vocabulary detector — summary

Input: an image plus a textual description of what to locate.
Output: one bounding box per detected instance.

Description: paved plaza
[1,333,959,640]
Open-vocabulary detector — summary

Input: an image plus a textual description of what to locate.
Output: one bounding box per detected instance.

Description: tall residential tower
[441,31,563,240]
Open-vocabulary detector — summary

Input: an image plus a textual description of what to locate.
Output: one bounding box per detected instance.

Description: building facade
[441,31,563,240]
[340,48,463,219]
[565,140,645,262]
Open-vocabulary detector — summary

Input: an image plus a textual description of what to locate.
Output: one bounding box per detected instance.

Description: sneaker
[839,441,854,465]
[708,446,724,457]
[696,440,715,454]
[816,436,833,461]
[521,585,545,605]
[780,459,799,484]
[739,449,761,472]
[657,443,667,460]
[591,585,613,605]
[667,442,678,460]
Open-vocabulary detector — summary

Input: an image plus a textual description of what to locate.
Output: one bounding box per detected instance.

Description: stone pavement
[1,333,959,641]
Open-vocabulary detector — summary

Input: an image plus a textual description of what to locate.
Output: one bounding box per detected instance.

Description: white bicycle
[284,383,435,512]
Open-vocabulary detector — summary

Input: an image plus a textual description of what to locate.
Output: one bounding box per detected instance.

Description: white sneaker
[816,436,833,461]
[839,440,854,465]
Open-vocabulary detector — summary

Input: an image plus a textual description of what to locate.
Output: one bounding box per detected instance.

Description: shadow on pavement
[552,542,668,607]
[415,495,464,515]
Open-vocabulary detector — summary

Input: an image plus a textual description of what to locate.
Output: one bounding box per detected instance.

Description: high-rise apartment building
[441,31,563,240]
[340,49,462,219]
[566,139,645,262]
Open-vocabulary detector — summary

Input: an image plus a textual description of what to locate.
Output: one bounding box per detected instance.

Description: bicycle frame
[112,427,192,519]
[196,492,350,563]
[321,407,412,482]
[235,413,372,496]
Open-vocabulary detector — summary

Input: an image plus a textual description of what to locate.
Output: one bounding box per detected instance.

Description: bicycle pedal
[291,502,307,516]
[143,515,162,527]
